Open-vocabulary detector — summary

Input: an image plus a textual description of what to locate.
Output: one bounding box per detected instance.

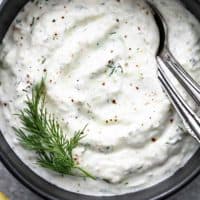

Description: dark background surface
[0,161,199,200]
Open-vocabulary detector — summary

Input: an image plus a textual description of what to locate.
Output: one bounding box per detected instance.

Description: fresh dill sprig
[13,79,95,179]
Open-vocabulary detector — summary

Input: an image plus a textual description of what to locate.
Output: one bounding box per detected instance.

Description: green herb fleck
[109,32,117,35]
[41,57,46,64]
[106,60,123,76]
[30,17,35,27]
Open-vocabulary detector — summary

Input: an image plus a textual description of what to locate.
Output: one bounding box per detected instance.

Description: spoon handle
[159,47,200,105]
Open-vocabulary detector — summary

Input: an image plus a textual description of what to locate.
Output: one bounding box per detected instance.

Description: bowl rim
[1,0,200,199]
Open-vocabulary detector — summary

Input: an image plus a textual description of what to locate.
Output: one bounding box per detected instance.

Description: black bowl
[1,0,200,200]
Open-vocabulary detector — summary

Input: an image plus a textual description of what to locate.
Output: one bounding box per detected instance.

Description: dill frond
[14,79,95,179]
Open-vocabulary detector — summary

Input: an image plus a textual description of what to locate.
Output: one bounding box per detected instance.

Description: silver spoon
[147,2,200,142]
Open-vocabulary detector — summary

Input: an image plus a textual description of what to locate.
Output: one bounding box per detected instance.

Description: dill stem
[74,166,96,180]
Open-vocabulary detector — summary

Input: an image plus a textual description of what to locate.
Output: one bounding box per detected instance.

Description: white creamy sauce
[0,0,200,196]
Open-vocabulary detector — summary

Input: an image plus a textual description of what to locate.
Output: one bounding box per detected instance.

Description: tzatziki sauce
[0,0,200,196]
